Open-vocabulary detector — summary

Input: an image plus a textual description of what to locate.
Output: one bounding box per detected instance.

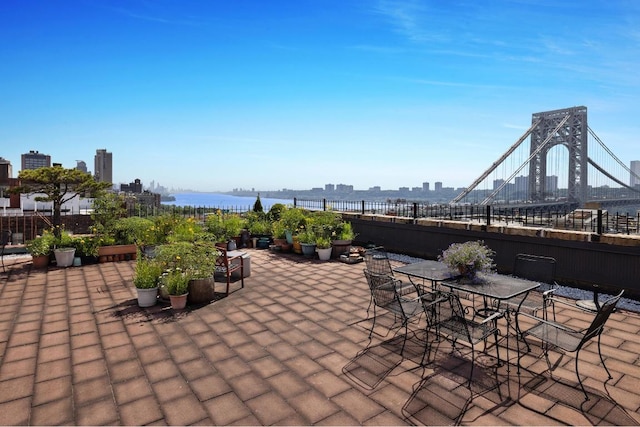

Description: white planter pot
[136,287,158,307]
[54,248,76,267]
[317,247,332,261]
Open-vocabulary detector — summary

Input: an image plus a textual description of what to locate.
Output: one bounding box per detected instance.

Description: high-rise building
[21,150,51,170]
[76,160,88,173]
[434,182,443,192]
[422,182,429,192]
[0,157,12,185]
[94,149,113,184]
[631,161,640,187]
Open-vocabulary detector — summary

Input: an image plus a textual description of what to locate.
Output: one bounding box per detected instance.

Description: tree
[11,166,112,237]
[253,193,264,213]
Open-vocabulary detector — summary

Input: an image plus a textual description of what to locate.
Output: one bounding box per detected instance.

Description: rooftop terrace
[1,250,639,425]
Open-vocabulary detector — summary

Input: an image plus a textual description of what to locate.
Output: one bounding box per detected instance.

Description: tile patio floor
[0,249,639,425]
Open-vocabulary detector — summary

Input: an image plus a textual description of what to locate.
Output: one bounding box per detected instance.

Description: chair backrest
[582,290,624,342]
[513,253,557,286]
[437,292,473,342]
[363,269,399,309]
[364,246,393,276]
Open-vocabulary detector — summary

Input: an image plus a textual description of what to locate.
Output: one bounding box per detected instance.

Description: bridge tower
[529,106,588,205]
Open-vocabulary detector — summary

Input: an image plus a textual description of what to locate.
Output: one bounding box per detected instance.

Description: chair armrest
[545,295,598,314]
[517,311,579,333]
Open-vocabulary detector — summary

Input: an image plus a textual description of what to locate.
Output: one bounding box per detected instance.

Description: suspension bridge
[451,106,640,210]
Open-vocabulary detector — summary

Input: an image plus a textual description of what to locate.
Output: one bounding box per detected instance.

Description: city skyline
[2,1,640,192]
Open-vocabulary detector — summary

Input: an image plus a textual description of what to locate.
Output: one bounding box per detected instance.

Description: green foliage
[133,258,163,289]
[253,194,263,213]
[25,230,55,256]
[166,217,206,243]
[163,268,190,295]
[277,207,308,235]
[112,217,154,245]
[204,211,246,242]
[438,240,496,274]
[267,203,287,221]
[70,235,100,257]
[297,228,316,244]
[315,236,331,249]
[154,240,219,280]
[91,192,126,236]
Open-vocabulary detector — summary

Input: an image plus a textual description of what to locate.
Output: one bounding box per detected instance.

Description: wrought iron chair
[363,269,438,355]
[518,290,624,400]
[433,291,503,388]
[363,247,417,314]
[498,254,559,334]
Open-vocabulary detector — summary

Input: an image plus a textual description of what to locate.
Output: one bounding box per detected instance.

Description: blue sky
[1,0,639,192]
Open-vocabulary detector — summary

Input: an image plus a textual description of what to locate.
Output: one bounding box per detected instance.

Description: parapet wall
[344,213,640,297]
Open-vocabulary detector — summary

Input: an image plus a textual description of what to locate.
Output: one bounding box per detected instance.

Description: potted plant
[26,231,55,268]
[163,268,191,309]
[52,228,76,268]
[331,221,355,258]
[316,236,333,261]
[438,240,495,280]
[133,257,163,307]
[298,228,317,257]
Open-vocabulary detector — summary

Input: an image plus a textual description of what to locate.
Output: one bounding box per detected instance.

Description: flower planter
[31,254,50,269]
[136,287,158,308]
[169,293,189,310]
[331,240,352,259]
[54,248,76,267]
[300,243,317,257]
[317,247,332,261]
[98,244,138,263]
[187,278,216,304]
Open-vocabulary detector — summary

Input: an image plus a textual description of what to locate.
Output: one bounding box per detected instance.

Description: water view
[162,192,293,211]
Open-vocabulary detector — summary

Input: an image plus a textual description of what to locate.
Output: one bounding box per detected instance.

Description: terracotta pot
[169,293,189,310]
[31,254,50,269]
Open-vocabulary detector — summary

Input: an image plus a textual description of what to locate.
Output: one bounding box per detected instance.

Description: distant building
[0,157,12,185]
[120,178,143,194]
[631,161,640,187]
[21,150,51,170]
[325,183,335,192]
[335,184,353,192]
[434,182,443,192]
[76,160,88,173]
[422,182,429,192]
[94,149,113,184]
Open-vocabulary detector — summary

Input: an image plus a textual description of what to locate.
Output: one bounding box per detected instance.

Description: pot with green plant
[316,236,333,261]
[438,240,495,281]
[26,231,55,268]
[298,228,317,257]
[331,221,356,258]
[164,268,190,309]
[133,257,163,307]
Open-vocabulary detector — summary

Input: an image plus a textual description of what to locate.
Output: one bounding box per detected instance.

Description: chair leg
[575,348,589,401]
[597,334,613,380]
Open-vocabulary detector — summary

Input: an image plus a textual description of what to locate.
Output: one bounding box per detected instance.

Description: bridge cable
[479,114,570,205]
[450,118,542,204]
[588,127,640,185]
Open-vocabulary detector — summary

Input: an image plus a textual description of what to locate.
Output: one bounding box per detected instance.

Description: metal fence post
[597,209,603,235]
[486,205,491,226]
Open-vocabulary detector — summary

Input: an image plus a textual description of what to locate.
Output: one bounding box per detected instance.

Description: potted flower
[438,240,495,280]
[133,257,163,307]
[331,221,356,258]
[26,231,55,268]
[51,229,76,268]
[316,236,333,261]
[163,268,191,309]
[298,228,317,257]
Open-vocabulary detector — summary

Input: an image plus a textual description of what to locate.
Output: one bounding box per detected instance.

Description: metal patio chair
[433,291,503,388]
[363,246,418,314]
[518,290,624,400]
[363,269,439,355]
[498,254,559,334]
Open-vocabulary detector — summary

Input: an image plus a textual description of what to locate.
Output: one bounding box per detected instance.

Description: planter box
[98,244,138,263]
